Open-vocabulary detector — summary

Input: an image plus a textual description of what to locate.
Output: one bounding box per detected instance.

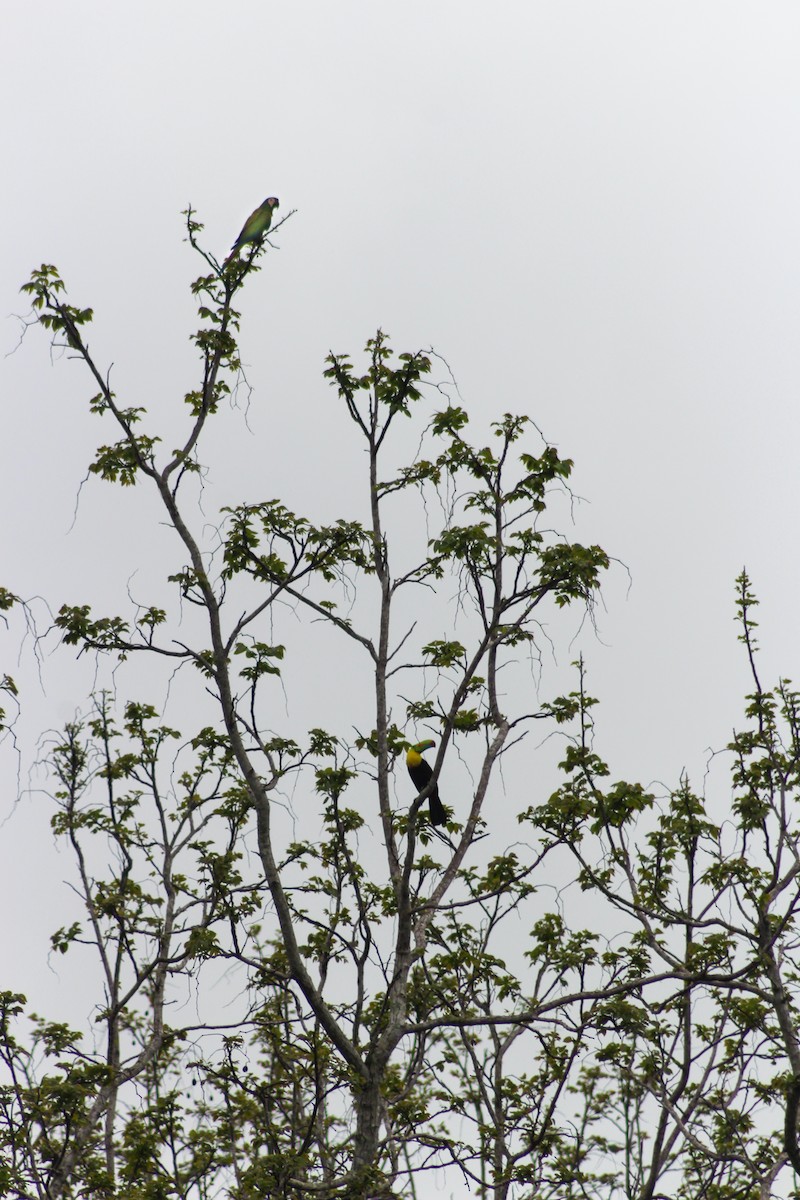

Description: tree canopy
[3,214,800,1200]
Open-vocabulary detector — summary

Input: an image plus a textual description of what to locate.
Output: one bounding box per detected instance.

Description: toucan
[406,740,447,826]
[225,197,280,263]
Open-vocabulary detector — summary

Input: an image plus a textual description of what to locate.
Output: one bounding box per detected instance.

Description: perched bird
[225,197,280,263]
[406,740,447,827]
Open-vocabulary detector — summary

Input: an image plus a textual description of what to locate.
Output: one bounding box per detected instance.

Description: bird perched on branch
[406,740,447,826]
[225,197,280,264]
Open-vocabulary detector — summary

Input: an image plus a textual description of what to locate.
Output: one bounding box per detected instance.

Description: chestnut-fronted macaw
[226,197,280,263]
[406,740,447,826]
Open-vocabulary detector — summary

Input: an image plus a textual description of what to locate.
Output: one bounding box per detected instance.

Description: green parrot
[225,197,280,263]
[406,740,447,827]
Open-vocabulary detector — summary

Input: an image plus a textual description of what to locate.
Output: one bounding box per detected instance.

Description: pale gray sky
[3,0,800,1079]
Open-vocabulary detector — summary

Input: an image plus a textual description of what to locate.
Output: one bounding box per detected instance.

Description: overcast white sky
[3,0,800,1066]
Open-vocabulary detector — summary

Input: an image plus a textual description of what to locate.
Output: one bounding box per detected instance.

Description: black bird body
[406,740,447,826]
